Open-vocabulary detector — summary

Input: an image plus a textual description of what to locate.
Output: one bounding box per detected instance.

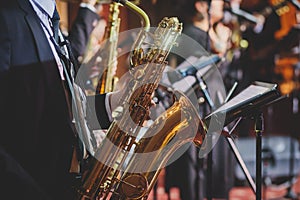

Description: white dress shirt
[29,0,65,80]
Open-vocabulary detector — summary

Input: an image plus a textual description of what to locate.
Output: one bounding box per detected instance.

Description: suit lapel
[18,0,54,62]
[17,0,76,134]
[17,0,63,89]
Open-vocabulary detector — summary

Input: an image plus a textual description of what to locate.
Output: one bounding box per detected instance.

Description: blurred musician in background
[237,0,300,90]
[164,0,235,199]
[209,0,233,57]
[164,1,211,200]
[231,0,300,137]
[68,0,104,66]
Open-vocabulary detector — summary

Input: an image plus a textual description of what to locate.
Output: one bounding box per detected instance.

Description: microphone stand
[200,78,215,200]
[205,1,214,199]
[188,74,215,200]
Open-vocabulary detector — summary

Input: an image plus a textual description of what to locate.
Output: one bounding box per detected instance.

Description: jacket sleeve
[86,93,112,130]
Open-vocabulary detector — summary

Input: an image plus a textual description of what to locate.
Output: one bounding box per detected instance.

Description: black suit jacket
[0,1,110,199]
[68,6,100,63]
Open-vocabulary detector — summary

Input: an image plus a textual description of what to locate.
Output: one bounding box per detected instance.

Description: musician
[237,0,296,89]
[165,1,213,200]
[209,0,232,57]
[0,0,121,199]
[68,0,104,65]
[165,0,234,199]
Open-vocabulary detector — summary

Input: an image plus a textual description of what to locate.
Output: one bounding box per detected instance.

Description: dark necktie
[49,8,86,165]
[50,8,60,42]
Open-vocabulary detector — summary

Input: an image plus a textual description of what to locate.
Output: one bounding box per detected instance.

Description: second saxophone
[96,2,120,94]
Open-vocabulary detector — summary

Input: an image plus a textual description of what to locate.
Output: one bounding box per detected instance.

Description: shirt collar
[32,0,56,18]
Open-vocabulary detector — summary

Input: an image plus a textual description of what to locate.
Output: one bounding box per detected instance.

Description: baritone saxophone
[76,0,208,199]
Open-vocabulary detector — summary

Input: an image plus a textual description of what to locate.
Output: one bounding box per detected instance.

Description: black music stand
[204,81,281,200]
[180,58,279,200]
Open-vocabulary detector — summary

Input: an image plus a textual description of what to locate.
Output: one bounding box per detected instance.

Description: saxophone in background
[81,1,121,94]
[75,0,207,199]
[96,2,120,94]
[84,0,140,94]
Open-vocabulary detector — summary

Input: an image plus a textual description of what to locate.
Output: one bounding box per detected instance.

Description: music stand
[204,81,281,200]
[176,58,279,200]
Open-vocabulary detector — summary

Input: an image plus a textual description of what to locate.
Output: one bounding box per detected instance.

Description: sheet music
[209,85,272,115]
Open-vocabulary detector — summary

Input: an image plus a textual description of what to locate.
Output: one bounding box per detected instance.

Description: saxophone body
[110,90,207,200]
[76,1,207,199]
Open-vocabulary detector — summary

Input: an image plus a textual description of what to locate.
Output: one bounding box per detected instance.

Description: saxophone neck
[113,0,150,68]
[113,0,150,31]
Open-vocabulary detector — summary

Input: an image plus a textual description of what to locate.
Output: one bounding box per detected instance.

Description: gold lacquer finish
[97,2,121,94]
[111,91,206,200]
[75,1,207,199]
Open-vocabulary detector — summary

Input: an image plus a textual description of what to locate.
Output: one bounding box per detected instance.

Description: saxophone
[76,1,207,199]
[96,2,120,94]
[88,0,140,94]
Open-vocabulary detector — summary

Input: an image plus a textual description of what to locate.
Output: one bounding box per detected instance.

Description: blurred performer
[164,2,210,200]
[67,0,107,92]
[68,0,103,65]
[238,0,299,89]
[0,0,123,199]
[172,0,211,66]
[209,0,233,57]
[234,0,300,137]
[164,0,235,199]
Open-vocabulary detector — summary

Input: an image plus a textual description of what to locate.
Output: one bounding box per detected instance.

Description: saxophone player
[0,0,125,199]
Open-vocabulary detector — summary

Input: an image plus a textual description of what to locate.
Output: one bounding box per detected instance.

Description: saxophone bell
[110,90,207,199]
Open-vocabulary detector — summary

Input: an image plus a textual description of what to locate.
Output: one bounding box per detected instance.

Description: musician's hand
[209,23,232,56]
[93,129,106,147]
